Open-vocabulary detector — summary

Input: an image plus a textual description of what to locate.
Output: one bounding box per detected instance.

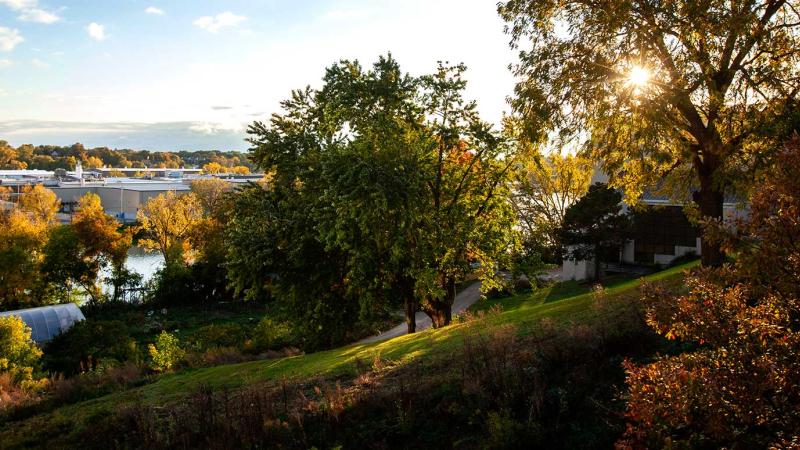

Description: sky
[0,0,517,151]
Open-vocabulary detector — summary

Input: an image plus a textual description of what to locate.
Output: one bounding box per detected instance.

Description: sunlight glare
[627,66,651,88]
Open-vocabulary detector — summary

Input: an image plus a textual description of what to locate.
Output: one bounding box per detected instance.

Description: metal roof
[0,303,85,343]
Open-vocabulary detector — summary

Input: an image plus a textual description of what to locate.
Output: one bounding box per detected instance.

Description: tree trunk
[695,171,726,267]
[400,277,417,333]
[424,277,456,329]
[427,302,452,328]
[404,297,417,334]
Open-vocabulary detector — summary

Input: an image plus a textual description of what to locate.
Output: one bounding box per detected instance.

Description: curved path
[358,281,483,344]
[357,268,561,344]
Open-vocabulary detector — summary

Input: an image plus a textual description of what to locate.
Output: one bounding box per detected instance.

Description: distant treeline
[0,140,254,171]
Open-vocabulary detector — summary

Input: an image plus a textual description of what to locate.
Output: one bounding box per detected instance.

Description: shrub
[248,317,293,353]
[189,323,247,351]
[48,362,144,405]
[197,347,249,367]
[0,372,38,413]
[620,140,800,448]
[148,331,185,372]
[43,320,139,376]
[0,316,43,384]
[145,263,197,306]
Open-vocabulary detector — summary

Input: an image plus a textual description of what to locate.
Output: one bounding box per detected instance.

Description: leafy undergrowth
[0,262,697,449]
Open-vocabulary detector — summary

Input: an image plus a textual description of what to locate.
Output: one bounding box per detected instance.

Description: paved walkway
[358,281,483,344]
[358,268,562,345]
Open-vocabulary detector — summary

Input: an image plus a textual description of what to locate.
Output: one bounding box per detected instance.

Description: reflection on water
[124,246,164,284]
[101,246,164,293]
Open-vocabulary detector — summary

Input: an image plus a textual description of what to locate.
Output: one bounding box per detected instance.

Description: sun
[627,66,651,88]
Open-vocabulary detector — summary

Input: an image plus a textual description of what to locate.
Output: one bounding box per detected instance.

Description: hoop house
[0,304,85,344]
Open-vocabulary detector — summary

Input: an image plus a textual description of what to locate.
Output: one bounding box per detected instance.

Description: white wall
[562,246,596,281]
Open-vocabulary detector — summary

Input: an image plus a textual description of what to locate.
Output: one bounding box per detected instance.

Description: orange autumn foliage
[619,139,800,449]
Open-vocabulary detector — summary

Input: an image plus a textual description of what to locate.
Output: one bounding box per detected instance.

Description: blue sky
[0,1,515,150]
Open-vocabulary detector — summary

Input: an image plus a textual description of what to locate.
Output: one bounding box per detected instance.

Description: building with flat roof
[0,164,260,223]
[51,182,191,222]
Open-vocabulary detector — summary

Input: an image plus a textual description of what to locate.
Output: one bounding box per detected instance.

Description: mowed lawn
[0,261,698,444]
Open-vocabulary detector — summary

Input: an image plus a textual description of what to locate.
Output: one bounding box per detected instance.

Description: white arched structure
[0,304,85,344]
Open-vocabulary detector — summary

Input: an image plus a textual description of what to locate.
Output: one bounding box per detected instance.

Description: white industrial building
[1,162,257,223]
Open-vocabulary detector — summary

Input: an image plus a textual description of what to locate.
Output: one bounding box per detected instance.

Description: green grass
[0,261,699,443]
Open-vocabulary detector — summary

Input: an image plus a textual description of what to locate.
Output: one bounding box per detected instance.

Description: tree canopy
[137,191,204,266]
[511,151,592,263]
[227,55,521,348]
[500,0,800,266]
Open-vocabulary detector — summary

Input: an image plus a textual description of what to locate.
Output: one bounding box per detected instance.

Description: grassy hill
[0,261,697,449]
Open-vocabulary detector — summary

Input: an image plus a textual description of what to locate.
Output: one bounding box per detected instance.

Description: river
[101,246,164,294]
[123,246,164,283]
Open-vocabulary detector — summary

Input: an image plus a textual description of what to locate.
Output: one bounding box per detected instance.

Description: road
[357,268,562,344]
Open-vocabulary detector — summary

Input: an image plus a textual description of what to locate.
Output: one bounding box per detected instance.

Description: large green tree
[500,0,800,266]
[229,55,519,342]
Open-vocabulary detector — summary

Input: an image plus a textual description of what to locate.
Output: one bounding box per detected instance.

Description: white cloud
[193,11,246,33]
[30,58,47,68]
[0,58,12,68]
[0,27,23,51]
[145,6,164,15]
[18,8,60,24]
[189,121,243,134]
[0,0,60,24]
[86,22,106,41]
[0,0,36,11]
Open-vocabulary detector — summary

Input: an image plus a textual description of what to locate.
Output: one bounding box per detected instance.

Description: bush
[145,263,197,306]
[43,320,139,376]
[0,316,43,384]
[48,362,144,405]
[248,317,293,353]
[148,331,185,372]
[189,323,247,352]
[620,140,800,448]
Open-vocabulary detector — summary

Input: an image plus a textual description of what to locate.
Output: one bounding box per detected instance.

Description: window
[632,206,698,263]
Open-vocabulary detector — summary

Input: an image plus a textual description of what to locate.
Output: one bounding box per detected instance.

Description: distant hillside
[0,121,248,152]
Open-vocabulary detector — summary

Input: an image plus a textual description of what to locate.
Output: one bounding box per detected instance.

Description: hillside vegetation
[0,262,696,449]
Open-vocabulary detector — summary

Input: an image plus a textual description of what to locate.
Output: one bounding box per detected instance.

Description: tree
[189,178,233,301]
[201,162,225,174]
[236,55,520,337]
[0,186,59,310]
[511,151,592,263]
[0,143,26,170]
[0,316,42,384]
[42,193,133,303]
[560,183,632,282]
[81,155,104,169]
[620,138,800,449]
[500,0,800,266]
[230,165,250,175]
[137,191,203,266]
[190,178,231,214]
[18,184,60,226]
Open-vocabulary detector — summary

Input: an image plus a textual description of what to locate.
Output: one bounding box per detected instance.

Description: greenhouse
[0,303,85,344]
